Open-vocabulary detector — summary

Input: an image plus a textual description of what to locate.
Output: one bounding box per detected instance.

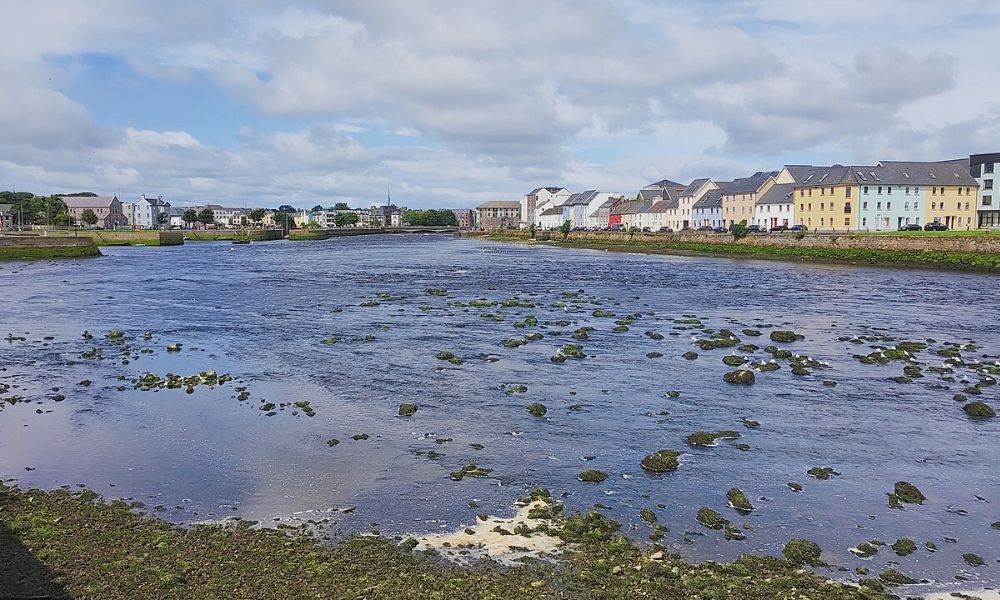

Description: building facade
[451,209,476,229]
[722,171,776,228]
[129,194,171,229]
[971,152,999,228]
[58,195,127,229]
[476,200,521,230]
[0,203,12,229]
[522,187,571,229]
[754,183,795,229]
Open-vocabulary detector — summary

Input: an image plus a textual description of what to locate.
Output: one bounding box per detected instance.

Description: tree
[402,209,458,227]
[249,208,266,227]
[731,220,749,241]
[311,205,324,212]
[198,208,215,228]
[273,211,296,230]
[183,209,198,229]
[82,209,99,227]
[334,212,359,227]
[156,212,168,228]
[60,192,98,197]
[529,222,536,239]
[333,202,349,210]
[560,220,572,240]
[277,204,296,213]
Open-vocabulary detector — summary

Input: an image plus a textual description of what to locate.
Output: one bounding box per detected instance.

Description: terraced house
[721,171,776,227]
[521,187,571,229]
[670,178,717,230]
[692,187,726,228]
[792,165,860,231]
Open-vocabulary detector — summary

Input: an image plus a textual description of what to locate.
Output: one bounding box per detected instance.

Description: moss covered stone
[742,329,762,337]
[326,438,340,447]
[578,469,607,483]
[782,539,823,566]
[963,552,985,567]
[682,351,699,360]
[640,449,681,473]
[851,542,879,558]
[449,464,492,481]
[723,355,748,367]
[696,507,729,530]
[723,369,755,385]
[398,403,419,417]
[687,431,741,447]
[878,570,916,585]
[891,481,925,505]
[807,467,840,480]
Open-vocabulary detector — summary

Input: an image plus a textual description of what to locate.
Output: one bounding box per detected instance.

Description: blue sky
[2,1,999,208]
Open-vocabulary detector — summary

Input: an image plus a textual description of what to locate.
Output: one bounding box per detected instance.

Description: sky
[2,0,999,209]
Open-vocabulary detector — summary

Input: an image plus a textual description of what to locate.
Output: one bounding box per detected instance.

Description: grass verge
[0,243,101,260]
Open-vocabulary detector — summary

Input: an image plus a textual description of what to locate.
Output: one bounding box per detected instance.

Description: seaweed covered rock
[963,553,986,567]
[687,431,740,447]
[878,569,916,585]
[723,369,755,385]
[723,355,748,367]
[557,510,621,543]
[891,538,916,556]
[578,469,608,483]
[449,464,492,481]
[727,488,754,513]
[682,351,699,360]
[398,403,419,417]
[641,449,681,473]
[963,401,996,418]
[889,481,925,506]
[696,507,728,530]
[807,467,840,480]
[770,330,803,343]
[782,539,823,566]
[527,403,547,417]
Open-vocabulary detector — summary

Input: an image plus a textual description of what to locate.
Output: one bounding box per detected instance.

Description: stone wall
[0,236,95,248]
[473,230,1000,254]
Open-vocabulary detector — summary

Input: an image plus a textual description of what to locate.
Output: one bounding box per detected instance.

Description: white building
[129,194,171,229]
[971,152,999,228]
[671,178,717,230]
[754,183,795,229]
[692,188,725,228]
[522,187,572,228]
[538,206,565,230]
[167,207,187,229]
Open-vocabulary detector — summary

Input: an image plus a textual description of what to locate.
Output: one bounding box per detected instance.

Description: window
[931,202,937,210]
[915,187,920,194]
[886,202,891,210]
[844,202,852,214]
[878,186,883,195]
[877,202,882,210]
[914,202,918,211]
[986,163,995,174]
[820,217,825,226]
[932,187,937,195]
[904,202,909,210]
[800,203,804,211]
[800,189,805,197]
[984,195,993,206]
[844,217,850,226]
[808,189,813,196]
[820,202,825,210]
[863,201,869,210]
[862,217,867,227]
[820,188,825,196]
[863,186,869,194]
[985,179,994,190]
[808,203,812,211]
[965,202,970,210]
[846,187,852,198]
[887,186,892,195]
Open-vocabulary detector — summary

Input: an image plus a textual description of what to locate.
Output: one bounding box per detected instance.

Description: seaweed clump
[782,539,823,566]
[640,449,681,473]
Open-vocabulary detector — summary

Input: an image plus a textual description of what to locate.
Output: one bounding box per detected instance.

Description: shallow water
[1,235,998,593]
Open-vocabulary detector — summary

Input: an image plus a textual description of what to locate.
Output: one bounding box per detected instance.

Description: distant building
[368,204,407,227]
[0,203,12,229]
[452,209,476,229]
[129,194,171,229]
[167,206,187,229]
[692,188,726,228]
[537,206,564,230]
[58,195,127,229]
[970,152,999,228]
[189,205,252,228]
[561,191,623,229]
[476,200,520,230]
[522,187,571,229]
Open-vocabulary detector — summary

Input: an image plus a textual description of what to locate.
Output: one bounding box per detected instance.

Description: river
[1,235,998,594]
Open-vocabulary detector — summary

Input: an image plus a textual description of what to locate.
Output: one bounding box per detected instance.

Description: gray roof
[756,182,796,205]
[681,178,711,196]
[539,206,564,216]
[168,207,186,217]
[528,186,567,195]
[870,160,978,186]
[723,171,777,195]
[795,165,863,188]
[477,200,520,209]
[692,187,726,210]
[139,195,168,206]
[621,200,654,215]
[649,199,673,213]
[563,190,599,206]
[58,196,118,209]
[645,178,684,189]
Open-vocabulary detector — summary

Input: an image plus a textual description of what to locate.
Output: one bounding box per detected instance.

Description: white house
[129,194,171,229]
[692,188,726,228]
[538,206,565,230]
[561,191,622,229]
[754,183,795,229]
[671,178,717,230]
[167,206,187,229]
[522,187,572,228]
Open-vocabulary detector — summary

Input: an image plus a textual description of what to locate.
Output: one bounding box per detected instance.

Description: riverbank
[0,236,101,260]
[0,484,893,599]
[184,229,283,242]
[467,231,1000,272]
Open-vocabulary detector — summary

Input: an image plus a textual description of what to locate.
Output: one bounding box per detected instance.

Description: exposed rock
[891,538,916,556]
[640,449,681,473]
[963,401,996,418]
[578,469,607,483]
[723,369,755,385]
[770,330,803,343]
[727,488,754,513]
[782,539,823,566]
[398,403,419,417]
[527,403,547,417]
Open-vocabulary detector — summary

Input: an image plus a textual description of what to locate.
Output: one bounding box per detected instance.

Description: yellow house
[721,171,777,227]
[792,165,861,231]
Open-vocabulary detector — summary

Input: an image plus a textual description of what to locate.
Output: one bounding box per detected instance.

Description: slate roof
[539,207,564,217]
[681,178,711,196]
[477,200,520,209]
[756,182,796,205]
[723,171,777,195]
[645,179,684,189]
[870,160,978,186]
[620,200,653,215]
[138,195,169,206]
[58,196,118,209]
[528,187,568,195]
[563,190,600,206]
[588,198,619,216]
[692,187,727,210]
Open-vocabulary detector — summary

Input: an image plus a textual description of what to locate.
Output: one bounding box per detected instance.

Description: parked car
[789,225,805,232]
[924,222,948,231]
[898,224,922,232]
[769,225,789,233]
[747,225,762,233]
[609,224,623,231]
[713,226,728,233]
[657,226,673,232]
[640,227,651,232]
[696,225,713,232]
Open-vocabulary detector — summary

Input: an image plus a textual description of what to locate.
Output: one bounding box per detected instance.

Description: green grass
[855,229,1000,237]
[0,243,101,260]
[479,234,1000,272]
[184,230,281,242]
[0,484,890,599]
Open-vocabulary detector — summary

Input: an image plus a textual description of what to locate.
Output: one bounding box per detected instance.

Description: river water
[1,235,998,593]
